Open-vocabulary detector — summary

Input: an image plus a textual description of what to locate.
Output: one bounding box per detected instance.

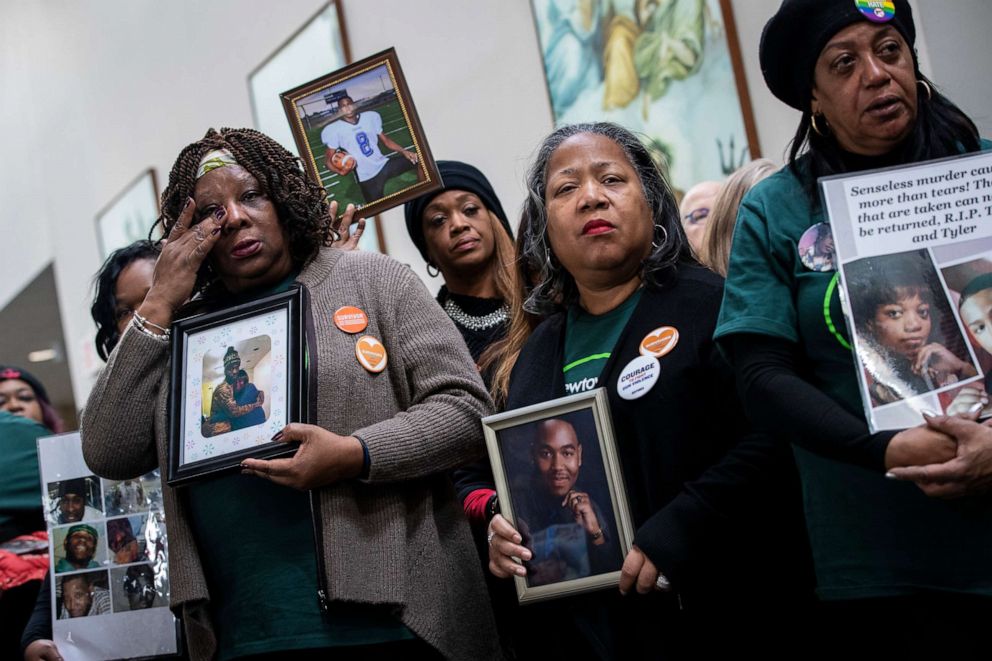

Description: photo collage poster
[37,432,179,660]
[821,150,992,431]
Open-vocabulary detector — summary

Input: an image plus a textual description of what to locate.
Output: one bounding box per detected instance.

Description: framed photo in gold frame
[280,48,441,220]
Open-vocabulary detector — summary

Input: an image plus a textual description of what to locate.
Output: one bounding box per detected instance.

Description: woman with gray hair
[486,122,813,657]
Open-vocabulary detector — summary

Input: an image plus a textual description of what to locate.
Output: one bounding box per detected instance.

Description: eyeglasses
[682,208,710,225]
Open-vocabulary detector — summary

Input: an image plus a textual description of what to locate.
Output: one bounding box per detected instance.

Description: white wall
[0,0,984,408]
[914,0,992,136]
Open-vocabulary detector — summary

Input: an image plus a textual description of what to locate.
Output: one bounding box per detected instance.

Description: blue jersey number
[356,132,374,157]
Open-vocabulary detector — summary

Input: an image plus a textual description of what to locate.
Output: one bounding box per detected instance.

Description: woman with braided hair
[81,128,498,660]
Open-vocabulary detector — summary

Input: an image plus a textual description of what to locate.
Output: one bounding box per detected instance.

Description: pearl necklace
[443,297,509,331]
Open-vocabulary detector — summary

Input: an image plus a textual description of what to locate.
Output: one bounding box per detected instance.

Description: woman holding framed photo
[485,122,814,658]
[81,128,499,660]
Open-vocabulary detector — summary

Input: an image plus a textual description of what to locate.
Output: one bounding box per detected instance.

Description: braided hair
[158,128,331,292]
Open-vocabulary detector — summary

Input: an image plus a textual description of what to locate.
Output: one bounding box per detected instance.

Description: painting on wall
[95,169,159,259]
[531,0,760,195]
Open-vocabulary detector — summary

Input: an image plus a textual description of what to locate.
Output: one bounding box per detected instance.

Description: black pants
[358,155,416,203]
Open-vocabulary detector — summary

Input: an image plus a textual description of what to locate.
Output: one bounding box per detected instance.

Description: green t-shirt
[715,153,992,600]
[563,290,642,394]
[187,272,411,659]
[187,477,411,660]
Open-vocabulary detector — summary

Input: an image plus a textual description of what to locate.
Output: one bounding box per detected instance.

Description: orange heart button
[639,326,679,358]
[355,335,388,373]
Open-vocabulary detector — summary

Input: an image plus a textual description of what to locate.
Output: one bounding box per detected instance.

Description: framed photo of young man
[167,287,308,486]
[280,47,441,219]
[482,388,634,604]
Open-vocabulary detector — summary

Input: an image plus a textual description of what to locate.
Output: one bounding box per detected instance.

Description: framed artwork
[280,47,441,220]
[530,0,760,194]
[95,169,160,259]
[482,388,634,604]
[167,287,308,486]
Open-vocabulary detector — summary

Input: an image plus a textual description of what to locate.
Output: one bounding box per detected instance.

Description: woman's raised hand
[140,198,226,327]
[329,200,365,251]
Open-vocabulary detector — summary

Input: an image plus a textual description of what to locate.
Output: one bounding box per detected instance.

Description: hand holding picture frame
[280,47,441,219]
[482,388,634,604]
[167,287,308,486]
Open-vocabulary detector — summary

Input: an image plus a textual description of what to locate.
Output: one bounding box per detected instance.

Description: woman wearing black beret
[716,0,991,656]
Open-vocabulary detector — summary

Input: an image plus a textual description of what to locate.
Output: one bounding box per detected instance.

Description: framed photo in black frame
[167,287,308,486]
[482,388,634,604]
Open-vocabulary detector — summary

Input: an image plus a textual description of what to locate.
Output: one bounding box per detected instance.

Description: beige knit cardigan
[81,248,501,660]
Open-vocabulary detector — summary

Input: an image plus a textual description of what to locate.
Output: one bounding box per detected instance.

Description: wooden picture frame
[280,47,441,220]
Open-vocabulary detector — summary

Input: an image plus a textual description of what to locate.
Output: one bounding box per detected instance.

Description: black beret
[403,161,513,264]
[760,0,916,110]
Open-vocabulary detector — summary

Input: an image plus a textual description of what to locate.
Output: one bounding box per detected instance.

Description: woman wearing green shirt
[715,0,991,655]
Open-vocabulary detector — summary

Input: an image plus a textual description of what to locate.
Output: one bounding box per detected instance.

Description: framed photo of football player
[481,389,635,604]
[166,287,309,487]
[280,47,441,220]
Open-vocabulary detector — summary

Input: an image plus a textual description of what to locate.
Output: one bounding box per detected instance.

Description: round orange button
[334,306,369,334]
[355,335,387,373]
[639,326,679,358]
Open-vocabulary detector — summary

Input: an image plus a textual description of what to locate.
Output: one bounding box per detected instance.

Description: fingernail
[213,207,226,221]
[921,409,937,419]
[522,550,532,561]
[212,226,221,235]
[969,402,984,413]
[183,197,193,210]
[271,431,284,441]
[619,589,628,596]
[513,535,522,544]
[885,471,898,480]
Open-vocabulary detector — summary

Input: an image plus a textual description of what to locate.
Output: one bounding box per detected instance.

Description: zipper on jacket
[299,284,330,614]
[310,489,330,614]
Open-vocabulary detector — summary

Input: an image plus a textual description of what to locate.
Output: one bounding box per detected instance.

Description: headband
[196,148,238,179]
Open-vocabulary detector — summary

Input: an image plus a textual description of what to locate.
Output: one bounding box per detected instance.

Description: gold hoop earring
[811,113,828,137]
[917,79,932,101]
[426,263,440,278]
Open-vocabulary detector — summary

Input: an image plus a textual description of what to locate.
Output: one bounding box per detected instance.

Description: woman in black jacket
[486,122,814,659]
